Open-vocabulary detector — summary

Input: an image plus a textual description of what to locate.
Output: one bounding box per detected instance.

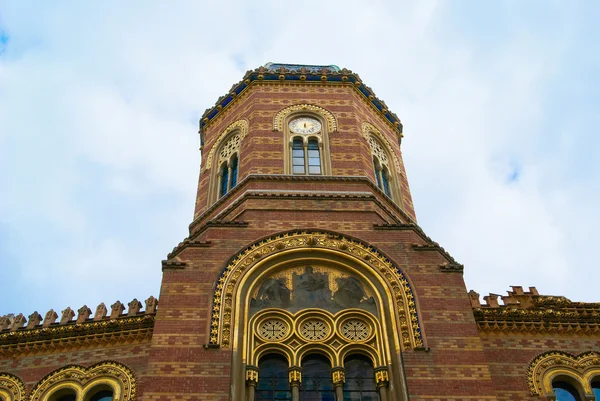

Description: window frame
[283,112,332,176]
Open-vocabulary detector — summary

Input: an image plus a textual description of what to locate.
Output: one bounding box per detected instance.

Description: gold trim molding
[209,231,423,349]
[0,372,25,401]
[527,351,600,396]
[29,361,137,401]
[204,119,249,169]
[273,104,337,133]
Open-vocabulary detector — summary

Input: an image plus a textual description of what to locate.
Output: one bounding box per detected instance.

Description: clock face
[289,117,322,134]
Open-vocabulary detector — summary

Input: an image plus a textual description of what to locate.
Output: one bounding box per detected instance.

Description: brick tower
[144,63,496,400]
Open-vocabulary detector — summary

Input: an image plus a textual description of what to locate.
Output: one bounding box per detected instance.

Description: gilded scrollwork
[527,351,600,396]
[209,231,423,350]
[273,104,337,132]
[0,372,25,401]
[204,119,249,169]
[29,361,137,401]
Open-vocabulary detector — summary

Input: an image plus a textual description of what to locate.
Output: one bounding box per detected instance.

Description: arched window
[206,122,246,204]
[368,135,397,201]
[344,355,378,401]
[256,354,291,401]
[300,354,335,401]
[552,381,581,401]
[89,389,114,401]
[281,110,332,176]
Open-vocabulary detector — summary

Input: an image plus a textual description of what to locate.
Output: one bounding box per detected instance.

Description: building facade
[1,63,599,401]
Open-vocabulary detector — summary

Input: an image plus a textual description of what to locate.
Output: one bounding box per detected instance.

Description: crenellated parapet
[0,296,158,356]
[469,286,600,334]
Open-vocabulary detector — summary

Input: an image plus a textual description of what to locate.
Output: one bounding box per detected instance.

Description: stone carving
[128,299,142,316]
[60,308,74,324]
[110,301,125,318]
[43,309,58,327]
[11,314,26,331]
[362,122,401,174]
[204,120,248,169]
[528,351,600,395]
[257,318,290,341]
[94,303,108,320]
[145,296,158,313]
[0,315,12,330]
[77,306,92,323]
[0,372,25,401]
[27,312,42,329]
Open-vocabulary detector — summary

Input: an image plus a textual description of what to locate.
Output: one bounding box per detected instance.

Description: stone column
[375,367,390,401]
[289,367,302,401]
[332,367,346,401]
[246,366,259,401]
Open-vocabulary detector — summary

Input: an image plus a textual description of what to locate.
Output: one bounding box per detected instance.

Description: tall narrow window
[292,138,306,174]
[344,355,378,401]
[381,168,391,197]
[220,162,229,198]
[256,354,292,401]
[230,155,238,189]
[552,381,580,401]
[300,354,335,401]
[307,139,321,175]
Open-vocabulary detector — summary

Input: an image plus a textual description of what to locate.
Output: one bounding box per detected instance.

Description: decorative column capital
[288,367,302,385]
[374,366,389,387]
[246,366,259,385]
[332,367,346,386]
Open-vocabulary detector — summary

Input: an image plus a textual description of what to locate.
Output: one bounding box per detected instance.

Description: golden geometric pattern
[219,133,241,162]
[299,319,330,341]
[210,231,423,350]
[273,104,337,132]
[341,319,370,341]
[29,361,137,401]
[204,119,249,169]
[362,122,401,174]
[527,351,600,396]
[258,319,290,341]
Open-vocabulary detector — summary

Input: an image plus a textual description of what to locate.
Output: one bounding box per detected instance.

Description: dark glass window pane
[553,381,580,401]
[300,354,334,401]
[373,159,382,189]
[381,169,391,197]
[344,355,378,401]
[307,140,319,150]
[230,157,238,189]
[55,395,76,401]
[293,166,306,174]
[220,163,229,197]
[308,166,321,175]
[256,354,291,401]
[293,138,304,149]
[90,390,114,401]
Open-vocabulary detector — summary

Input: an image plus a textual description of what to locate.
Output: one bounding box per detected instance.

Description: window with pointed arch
[284,114,332,176]
[210,130,242,202]
[368,135,397,202]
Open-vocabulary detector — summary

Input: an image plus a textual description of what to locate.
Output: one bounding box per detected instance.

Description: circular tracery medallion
[258,319,290,341]
[341,319,371,341]
[299,319,330,341]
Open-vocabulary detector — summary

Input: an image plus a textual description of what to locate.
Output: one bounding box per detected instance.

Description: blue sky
[0,1,599,317]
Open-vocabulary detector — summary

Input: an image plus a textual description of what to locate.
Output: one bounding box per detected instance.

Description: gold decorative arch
[0,373,25,401]
[209,231,423,350]
[273,104,337,132]
[204,119,249,169]
[362,122,401,174]
[527,351,600,396]
[30,361,137,401]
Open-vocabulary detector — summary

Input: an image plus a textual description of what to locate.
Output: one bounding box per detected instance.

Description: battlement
[469,287,600,335]
[0,297,157,355]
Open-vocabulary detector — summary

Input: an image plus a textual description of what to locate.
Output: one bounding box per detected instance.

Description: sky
[0,1,599,317]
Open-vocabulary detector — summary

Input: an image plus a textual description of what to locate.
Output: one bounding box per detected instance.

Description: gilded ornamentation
[210,231,423,349]
[0,372,25,401]
[273,104,337,132]
[362,122,401,175]
[375,368,389,386]
[527,351,600,396]
[258,319,290,341]
[341,319,370,341]
[245,367,259,384]
[288,368,302,384]
[204,119,249,169]
[331,369,346,385]
[29,361,137,401]
[299,319,330,341]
